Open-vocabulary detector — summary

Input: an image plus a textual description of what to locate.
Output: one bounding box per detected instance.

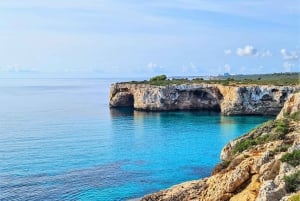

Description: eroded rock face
[109,83,299,115]
[220,86,296,115]
[277,93,300,119]
[140,92,300,201]
[110,83,223,111]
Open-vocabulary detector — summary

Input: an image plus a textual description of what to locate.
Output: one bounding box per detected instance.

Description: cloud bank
[236,45,257,56]
[281,49,299,61]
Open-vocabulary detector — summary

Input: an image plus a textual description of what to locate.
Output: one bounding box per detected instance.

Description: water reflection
[110,108,134,117]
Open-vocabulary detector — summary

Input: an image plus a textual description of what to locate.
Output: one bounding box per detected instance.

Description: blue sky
[0,0,299,77]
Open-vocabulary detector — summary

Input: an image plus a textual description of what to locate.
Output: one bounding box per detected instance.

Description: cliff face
[141,93,300,201]
[109,83,299,115]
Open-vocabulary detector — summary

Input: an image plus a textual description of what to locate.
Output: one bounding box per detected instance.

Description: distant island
[109,73,300,116]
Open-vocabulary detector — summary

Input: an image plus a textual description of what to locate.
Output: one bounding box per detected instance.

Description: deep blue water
[0,78,272,201]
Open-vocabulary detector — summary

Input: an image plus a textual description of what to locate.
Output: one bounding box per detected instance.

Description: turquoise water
[0,78,272,201]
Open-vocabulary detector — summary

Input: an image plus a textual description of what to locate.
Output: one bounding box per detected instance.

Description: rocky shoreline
[109,83,299,116]
[140,92,300,201]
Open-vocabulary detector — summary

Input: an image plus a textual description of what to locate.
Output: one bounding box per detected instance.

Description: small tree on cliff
[149,75,167,82]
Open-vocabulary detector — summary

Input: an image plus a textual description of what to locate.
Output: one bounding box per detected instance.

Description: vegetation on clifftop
[123,72,300,86]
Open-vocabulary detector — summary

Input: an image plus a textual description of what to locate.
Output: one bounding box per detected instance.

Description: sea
[0,77,273,201]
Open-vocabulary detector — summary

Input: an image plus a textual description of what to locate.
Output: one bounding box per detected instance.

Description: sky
[0,0,299,77]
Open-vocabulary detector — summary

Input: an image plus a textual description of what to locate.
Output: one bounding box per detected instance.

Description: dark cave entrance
[121,93,134,107]
[179,89,222,112]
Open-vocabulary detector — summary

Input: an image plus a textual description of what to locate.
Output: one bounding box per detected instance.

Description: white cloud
[283,61,294,72]
[147,62,157,69]
[0,64,37,73]
[147,62,164,73]
[234,47,271,58]
[260,50,272,57]
[224,49,232,55]
[236,45,257,56]
[281,49,299,61]
[224,64,231,72]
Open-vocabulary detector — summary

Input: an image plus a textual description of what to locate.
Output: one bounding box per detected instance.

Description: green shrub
[149,75,167,82]
[273,144,291,153]
[284,171,300,193]
[233,139,256,154]
[254,134,271,144]
[274,119,289,139]
[280,150,300,167]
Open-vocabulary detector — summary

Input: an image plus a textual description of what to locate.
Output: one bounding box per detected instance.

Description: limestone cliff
[109,83,299,115]
[141,93,300,201]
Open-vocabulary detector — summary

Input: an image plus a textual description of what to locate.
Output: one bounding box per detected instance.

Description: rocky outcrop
[277,92,300,119]
[109,83,299,115]
[141,93,300,201]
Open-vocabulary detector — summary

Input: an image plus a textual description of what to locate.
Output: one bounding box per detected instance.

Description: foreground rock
[109,83,299,115]
[141,93,300,201]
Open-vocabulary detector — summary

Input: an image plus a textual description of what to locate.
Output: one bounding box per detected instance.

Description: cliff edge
[109,83,299,115]
[141,92,300,201]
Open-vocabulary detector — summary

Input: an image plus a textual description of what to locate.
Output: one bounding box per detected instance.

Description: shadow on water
[110,108,222,118]
[110,108,134,117]
[0,160,149,201]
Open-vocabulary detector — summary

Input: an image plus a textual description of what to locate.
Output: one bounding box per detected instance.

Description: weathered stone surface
[226,165,251,193]
[230,174,261,201]
[220,141,236,161]
[277,92,300,119]
[109,83,299,115]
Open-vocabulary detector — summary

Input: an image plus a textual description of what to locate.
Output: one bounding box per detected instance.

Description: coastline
[139,92,300,200]
[108,79,300,200]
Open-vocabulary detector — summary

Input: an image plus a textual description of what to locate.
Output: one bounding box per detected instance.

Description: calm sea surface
[0,78,272,201]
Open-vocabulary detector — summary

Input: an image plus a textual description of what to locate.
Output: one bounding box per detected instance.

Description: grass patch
[281,150,300,167]
[289,193,300,201]
[273,144,291,153]
[290,111,300,121]
[275,119,289,138]
[284,171,300,193]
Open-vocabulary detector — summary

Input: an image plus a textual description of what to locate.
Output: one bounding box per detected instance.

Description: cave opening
[122,93,134,107]
[186,89,222,112]
[110,92,134,108]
